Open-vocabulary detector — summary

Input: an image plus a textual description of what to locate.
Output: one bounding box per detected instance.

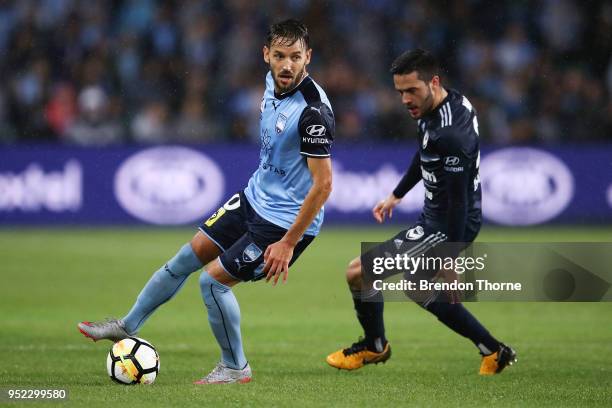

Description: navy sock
[423,301,500,354]
[351,288,387,352]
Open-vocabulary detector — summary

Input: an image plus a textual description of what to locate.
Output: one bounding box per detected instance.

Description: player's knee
[199,270,212,290]
[190,232,221,265]
[199,268,223,287]
[199,271,216,307]
[166,243,203,278]
[345,258,363,288]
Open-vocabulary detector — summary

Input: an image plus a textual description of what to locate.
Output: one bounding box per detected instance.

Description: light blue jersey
[243,72,334,236]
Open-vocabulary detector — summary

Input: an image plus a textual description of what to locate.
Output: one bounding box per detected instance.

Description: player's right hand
[263,240,294,286]
[372,194,402,223]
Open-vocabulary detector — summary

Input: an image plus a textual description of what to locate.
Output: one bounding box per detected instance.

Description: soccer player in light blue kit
[78,20,334,384]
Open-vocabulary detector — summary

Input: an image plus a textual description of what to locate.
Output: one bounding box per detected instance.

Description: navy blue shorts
[361,220,480,282]
[360,220,480,303]
[199,191,315,282]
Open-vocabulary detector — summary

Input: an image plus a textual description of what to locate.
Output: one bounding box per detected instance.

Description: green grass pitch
[1,226,611,407]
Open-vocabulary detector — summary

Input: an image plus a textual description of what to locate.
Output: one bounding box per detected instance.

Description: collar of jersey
[273,75,311,100]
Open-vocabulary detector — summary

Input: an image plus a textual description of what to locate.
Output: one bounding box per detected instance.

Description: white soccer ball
[106,337,160,385]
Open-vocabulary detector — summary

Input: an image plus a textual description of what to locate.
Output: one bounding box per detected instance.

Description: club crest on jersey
[422,131,429,149]
[276,113,288,134]
[242,243,262,263]
[406,226,424,240]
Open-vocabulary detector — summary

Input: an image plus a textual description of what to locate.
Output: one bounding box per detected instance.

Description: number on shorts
[204,194,240,227]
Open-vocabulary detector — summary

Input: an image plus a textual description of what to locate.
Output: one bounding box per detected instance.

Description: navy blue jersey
[393,89,482,241]
[244,72,334,236]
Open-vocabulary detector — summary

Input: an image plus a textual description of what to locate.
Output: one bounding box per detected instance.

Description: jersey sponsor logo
[114,146,224,225]
[406,225,424,240]
[444,156,463,172]
[243,243,263,263]
[275,113,288,133]
[480,148,574,225]
[421,167,437,183]
[302,136,330,145]
[306,124,326,137]
[444,156,460,166]
[261,163,286,176]
[422,131,429,148]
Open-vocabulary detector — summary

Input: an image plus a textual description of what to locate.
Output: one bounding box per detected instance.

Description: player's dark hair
[266,19,310,49]
[390,49,440,82]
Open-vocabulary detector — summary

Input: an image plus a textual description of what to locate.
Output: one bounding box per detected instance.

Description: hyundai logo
[444,156,460,166]
[306,124,326,137]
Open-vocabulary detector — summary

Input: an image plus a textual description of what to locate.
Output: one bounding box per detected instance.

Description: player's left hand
[263,240,295,285]
[372,194,402,223]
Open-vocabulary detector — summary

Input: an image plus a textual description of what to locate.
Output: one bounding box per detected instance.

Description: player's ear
[263,46,270,64]
[304,48,312,65]
[430,75,441,89]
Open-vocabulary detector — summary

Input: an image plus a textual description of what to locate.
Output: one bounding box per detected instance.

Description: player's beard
[273,65,306,94]
[419,87,435,117]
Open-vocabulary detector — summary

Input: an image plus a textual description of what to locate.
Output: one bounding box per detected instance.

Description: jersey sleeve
[393,151,421,198]
[298,102,335,158]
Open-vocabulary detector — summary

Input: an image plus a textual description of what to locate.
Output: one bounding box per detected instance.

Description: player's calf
[345,256,363,290]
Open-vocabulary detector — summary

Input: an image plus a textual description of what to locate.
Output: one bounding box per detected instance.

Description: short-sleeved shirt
[243,72,334,236]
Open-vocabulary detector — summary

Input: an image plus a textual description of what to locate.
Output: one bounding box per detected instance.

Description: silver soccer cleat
[193,362,252,384]
[78,318,131,342]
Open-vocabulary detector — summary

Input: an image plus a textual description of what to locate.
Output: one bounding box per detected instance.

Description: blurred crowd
[0,0,610,146]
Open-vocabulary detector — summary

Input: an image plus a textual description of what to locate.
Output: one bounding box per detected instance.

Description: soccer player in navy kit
[79,20,334,384]
[326,49,516,375]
